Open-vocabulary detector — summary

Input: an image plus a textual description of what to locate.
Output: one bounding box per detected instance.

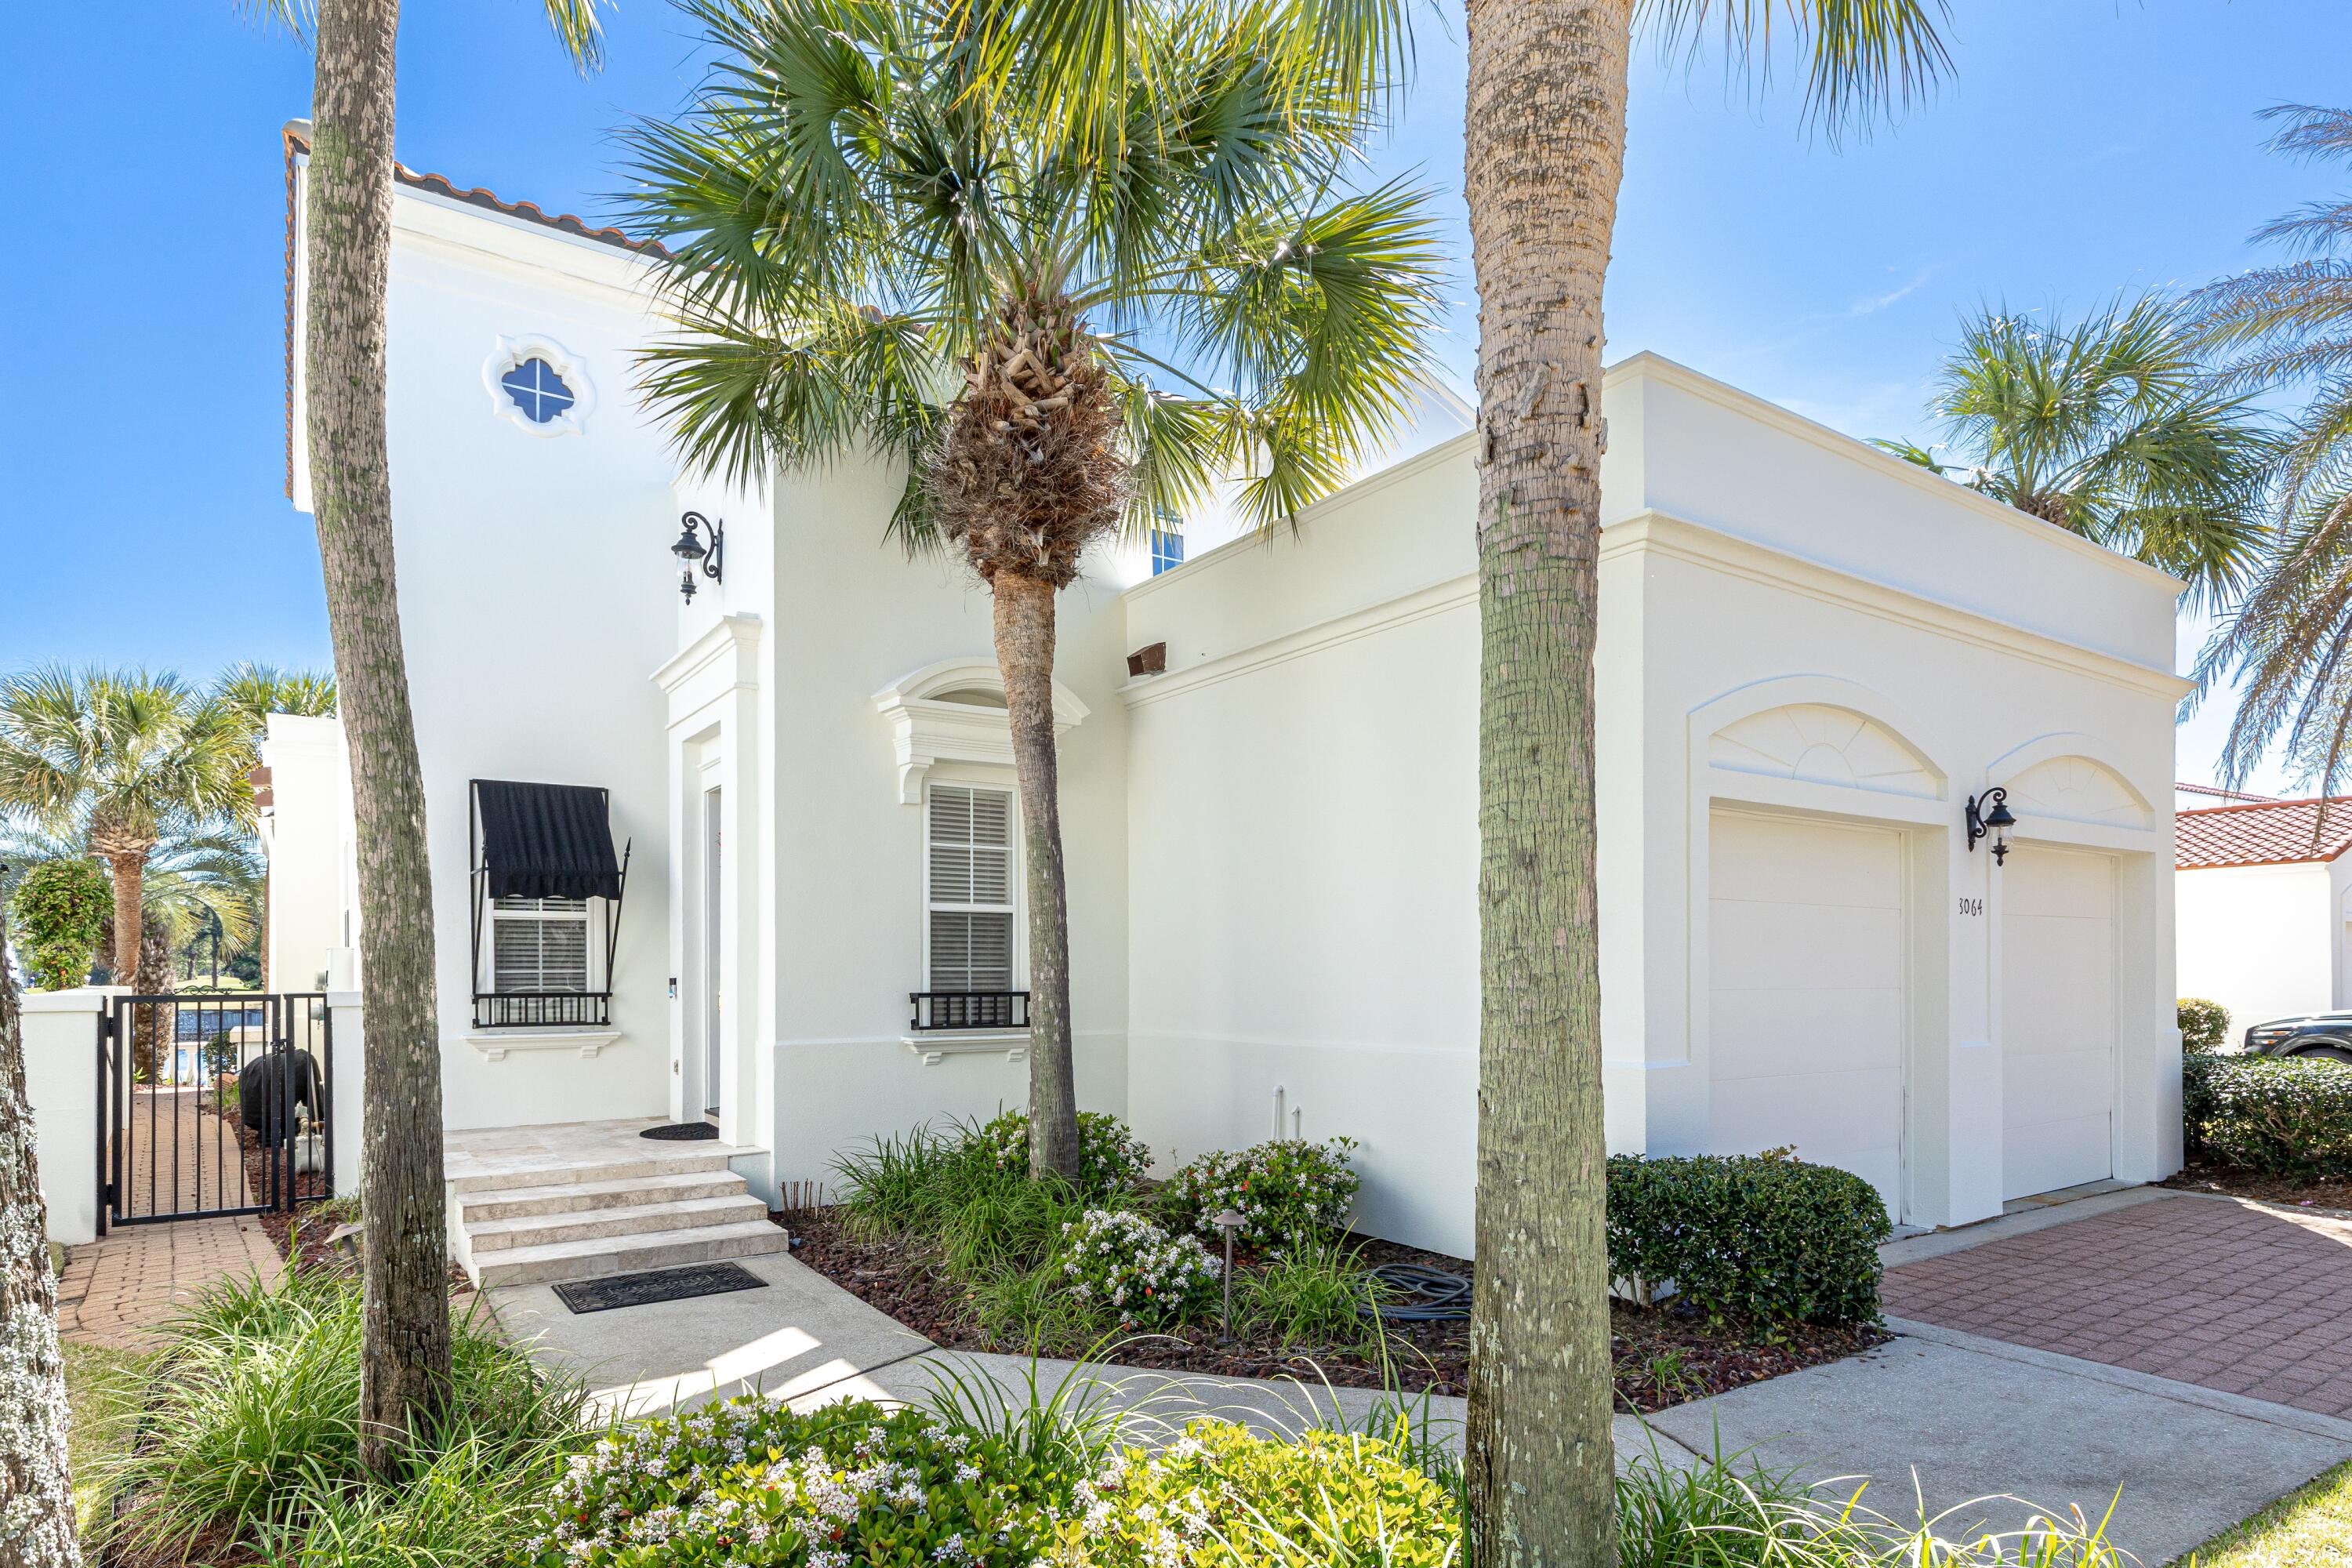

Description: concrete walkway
[490,1199,2352,1566]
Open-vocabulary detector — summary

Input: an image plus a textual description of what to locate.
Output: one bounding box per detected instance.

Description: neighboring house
[267,125,2190,1261]
[2175,793,2352,1035]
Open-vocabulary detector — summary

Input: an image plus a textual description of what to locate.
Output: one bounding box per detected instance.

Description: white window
[926,784,1015,992]
[488,896,591,994]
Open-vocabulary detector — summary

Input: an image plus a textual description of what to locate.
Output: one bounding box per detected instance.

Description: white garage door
[2000,846,2116,1200]
[1708,811,1907,1213]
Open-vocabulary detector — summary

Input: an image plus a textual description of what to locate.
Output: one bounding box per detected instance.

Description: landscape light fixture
[670,510,724,602]
[1214,1208,1245,1341]
[1966,787,2016,866]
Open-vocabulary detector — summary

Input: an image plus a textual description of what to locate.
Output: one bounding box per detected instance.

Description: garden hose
[1360,1261,1473,1323]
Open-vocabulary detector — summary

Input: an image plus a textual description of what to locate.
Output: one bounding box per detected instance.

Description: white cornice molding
[871,657,1087,804]
[1605,511,2194,699]
[654,614,763,726]
[1120,573,1476,709]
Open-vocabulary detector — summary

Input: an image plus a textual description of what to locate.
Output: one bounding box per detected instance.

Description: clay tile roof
[2176,782,2281,804]
[2177,796,2352,869]
[280,123,668,497]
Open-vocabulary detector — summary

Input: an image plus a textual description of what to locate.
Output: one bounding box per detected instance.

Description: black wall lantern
[670,511,724,602]
[1966,787,2017,865]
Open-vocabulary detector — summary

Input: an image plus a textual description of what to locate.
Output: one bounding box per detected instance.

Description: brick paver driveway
[1885,1193,2352,1418]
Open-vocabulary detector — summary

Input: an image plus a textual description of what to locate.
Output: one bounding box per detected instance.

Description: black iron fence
[98,992,333,1231]
[908,990,1030,1032]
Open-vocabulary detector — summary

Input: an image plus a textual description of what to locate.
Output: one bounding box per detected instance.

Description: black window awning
[474,780,623,901]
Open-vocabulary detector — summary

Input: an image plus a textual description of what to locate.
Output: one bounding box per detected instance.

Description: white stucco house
[258,125,2190,1278]
[2175,791,2352,1040]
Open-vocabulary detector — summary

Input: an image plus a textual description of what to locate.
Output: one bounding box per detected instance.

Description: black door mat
[640,1122,721,1141]
[553,1261,768,1314]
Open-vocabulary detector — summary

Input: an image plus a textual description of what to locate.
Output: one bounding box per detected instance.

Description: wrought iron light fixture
[1966,787,2017,865]
[670,511,724,602]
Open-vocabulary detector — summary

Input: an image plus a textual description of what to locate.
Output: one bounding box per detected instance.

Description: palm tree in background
[256,0,608,1476]
[0,822,263,982]
[628,0,1441,1180]
[2193,106,2352,793]
[0,668,249,989]
[1877,298,2272,606]
[1461,5,1950,1564]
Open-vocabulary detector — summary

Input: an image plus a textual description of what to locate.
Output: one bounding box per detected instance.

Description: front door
[704,786,724,1118]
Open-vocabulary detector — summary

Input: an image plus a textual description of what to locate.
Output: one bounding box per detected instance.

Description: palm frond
[1636,0,1951,136]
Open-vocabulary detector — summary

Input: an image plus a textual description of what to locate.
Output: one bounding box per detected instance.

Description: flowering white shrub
[1058,1208,1221,1327]
[970,1110,1155,1198]
[524,1397,1068,1568]
[1167,1138,1360,1248]
[1048,1420,1460,1568]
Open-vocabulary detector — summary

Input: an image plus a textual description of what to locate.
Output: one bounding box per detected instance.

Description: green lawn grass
[2184,1458,2352,1568]
[64,1340,147,1550]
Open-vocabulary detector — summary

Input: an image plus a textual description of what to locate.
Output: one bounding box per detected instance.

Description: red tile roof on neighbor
[2177,782,2281,804]
[2177,794,2352,869]
[279,122,666,497]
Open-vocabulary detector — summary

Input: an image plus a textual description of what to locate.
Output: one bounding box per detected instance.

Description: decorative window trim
[481,334,596,438]
[872,656,1088,805]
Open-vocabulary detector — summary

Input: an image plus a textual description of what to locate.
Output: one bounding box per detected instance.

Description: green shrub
[106,1265,587,1556]
[2185,1051,2352,1176]
[971,1109,1154,1199]
[1238,1232,1381,1349]
[9,857,109,989]
[526,1396,1078,1568]
[1065,1419,1460,1568]
[2180,996,2233,1054]
[1057,1208,1221,1328]
[1167,1138,1361,1248]
[1606,1149,1889,1329]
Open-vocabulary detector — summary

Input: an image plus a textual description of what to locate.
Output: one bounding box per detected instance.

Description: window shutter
[489,896,590,993]
[927,786,1015,991]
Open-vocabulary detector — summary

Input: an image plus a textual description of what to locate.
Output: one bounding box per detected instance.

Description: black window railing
[909,991,1030,1033]
[473,992,612,1029]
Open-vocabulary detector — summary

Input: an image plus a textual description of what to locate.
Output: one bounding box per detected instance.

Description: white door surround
[703,782,724,1118]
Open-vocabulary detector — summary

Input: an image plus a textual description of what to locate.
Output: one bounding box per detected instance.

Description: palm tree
[0,667,249,988]
[2193,106,2352,793]
[627,0,1442,1181]
[255,0,608,1477]
[1461,6,1948,1565]
[0,944,76,1568]
[1878,299,2272,606]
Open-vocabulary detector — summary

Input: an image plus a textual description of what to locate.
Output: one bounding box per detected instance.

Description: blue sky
[0,1,2342,791]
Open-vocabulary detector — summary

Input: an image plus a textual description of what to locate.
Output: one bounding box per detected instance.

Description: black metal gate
[96,993,334,1232]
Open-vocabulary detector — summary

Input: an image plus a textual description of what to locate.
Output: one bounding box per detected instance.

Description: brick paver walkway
[112,1089,256,1219]
[55,1216,282,1349]
[1885,1194,2352,1418]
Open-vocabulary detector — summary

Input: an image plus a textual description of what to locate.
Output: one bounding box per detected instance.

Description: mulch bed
[778,1207,1886,1413]
[2162,1160,2352,1216]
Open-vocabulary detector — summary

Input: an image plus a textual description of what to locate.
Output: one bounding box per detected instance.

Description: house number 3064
[1957,897,1984,917]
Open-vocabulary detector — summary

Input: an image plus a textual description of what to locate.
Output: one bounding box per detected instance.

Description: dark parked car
[2242,1014,2352,1062]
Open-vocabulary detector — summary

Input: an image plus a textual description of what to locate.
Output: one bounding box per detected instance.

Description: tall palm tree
[628,0,1442,1180]
[2194,106,2352,793]
[1877,299,2272,606]
[256,0,607,1477]
[1461,5,1948,1564]
[0,667,249,987]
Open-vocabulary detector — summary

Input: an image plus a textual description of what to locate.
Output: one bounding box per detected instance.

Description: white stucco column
[20,989,120,1246]
[326,991,365,1200]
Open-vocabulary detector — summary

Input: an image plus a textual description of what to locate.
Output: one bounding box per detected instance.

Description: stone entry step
[444,1120,789,1289]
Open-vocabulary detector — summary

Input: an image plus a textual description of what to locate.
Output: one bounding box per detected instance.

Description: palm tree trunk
[105,851,143,987]
[0,940,79,1567]
[992,572,1082,1182]
[1461,2,1632,1566]
[307,0,455,1476]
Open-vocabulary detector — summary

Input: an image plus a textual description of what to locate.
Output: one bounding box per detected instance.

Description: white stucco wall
[259,713,350,991]
[2176,862,2336,1037]
[1122,355,2185,1254]
[290,169,677,1130]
